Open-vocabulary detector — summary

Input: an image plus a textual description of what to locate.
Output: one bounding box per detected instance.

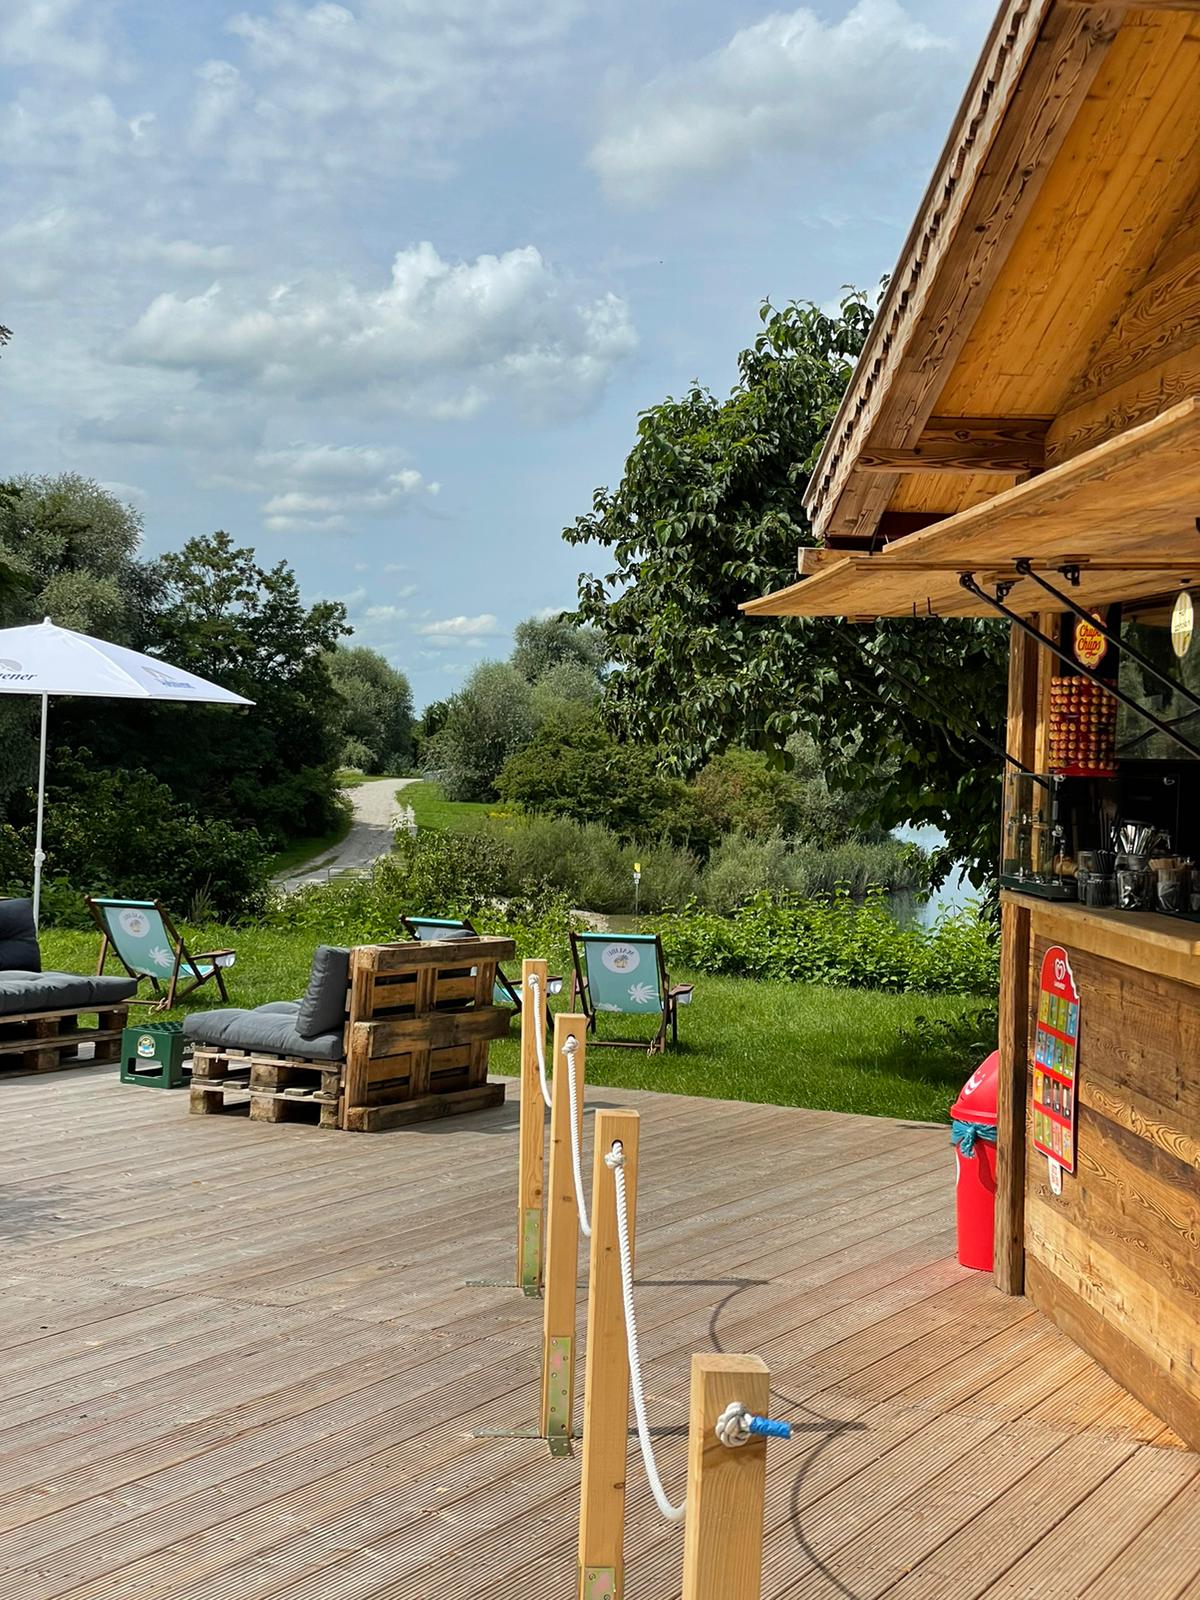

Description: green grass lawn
[402,781,494,832]
[42,925,986,1123]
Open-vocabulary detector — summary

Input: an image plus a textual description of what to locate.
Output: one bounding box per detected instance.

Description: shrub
[495,708,711,851]
[478,813,701,913]
[652,890,998,996]
[11,762,271,924]
[698,832,929,910]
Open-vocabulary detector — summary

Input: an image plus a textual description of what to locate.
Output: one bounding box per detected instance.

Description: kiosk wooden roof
[746,0,1200,619]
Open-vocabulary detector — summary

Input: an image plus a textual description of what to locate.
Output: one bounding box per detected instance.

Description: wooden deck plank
[0,1072,1188,1600]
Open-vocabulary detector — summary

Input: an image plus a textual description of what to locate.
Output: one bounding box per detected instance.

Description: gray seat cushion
[89,975,139,1006]
[183,1003,344,1063]
[296,946,350,1039]
[0,971,136,1015]
[0,899,41,973]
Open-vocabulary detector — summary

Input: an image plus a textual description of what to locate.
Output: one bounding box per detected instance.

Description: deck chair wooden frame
[87,896,235,1011]
[569,931,693,1054]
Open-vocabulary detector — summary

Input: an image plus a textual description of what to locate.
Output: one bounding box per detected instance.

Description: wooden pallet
[0,1003,130,1075]
[190,1048,342,1130]
[342,939,513,1132]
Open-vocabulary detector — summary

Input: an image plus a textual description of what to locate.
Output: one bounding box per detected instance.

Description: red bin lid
[951,1049,999,1127]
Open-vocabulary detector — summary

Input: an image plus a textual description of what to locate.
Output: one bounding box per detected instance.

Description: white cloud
[416,613,504,648]
[590,0,953,206]
[135,239,236,271]
[1,0,112,77]
[190,1,580,183]
[97,479,148,507]
[122,242,637,420]
[251,442,436,532]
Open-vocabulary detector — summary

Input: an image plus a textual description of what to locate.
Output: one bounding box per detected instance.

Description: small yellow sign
[633,861,641,873]
[1073,614,1107,669]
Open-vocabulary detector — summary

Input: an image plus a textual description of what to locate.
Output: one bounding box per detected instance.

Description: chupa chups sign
[1032,944,1080,1183]
[1073,613,1108,671]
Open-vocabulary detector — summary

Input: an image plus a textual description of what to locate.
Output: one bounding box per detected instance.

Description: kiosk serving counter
[745,0,1200,1445]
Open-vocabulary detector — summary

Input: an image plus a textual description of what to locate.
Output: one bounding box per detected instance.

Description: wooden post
[681,1354,770,1600]
[995,619,1041,1295]
[541,1013,586,1455]
[577,1108,639,1600]
[517,957,549,1296]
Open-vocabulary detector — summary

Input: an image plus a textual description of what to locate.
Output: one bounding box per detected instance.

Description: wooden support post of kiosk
[681,1354,770,1600]
[576,1108,640,1600]
[541,1012,586,1455]
[517,957,548,1296]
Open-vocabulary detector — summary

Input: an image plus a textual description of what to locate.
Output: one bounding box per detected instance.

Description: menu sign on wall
[1032,944,1080,1177]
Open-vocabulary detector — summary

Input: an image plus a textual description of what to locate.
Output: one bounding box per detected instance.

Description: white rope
[563,1035,591,1238]
[526,972,552,1109]
[608,1141,686,1523]
[715,1401,752,1447]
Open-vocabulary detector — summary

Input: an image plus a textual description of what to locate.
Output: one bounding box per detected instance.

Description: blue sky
[2,0,993,708]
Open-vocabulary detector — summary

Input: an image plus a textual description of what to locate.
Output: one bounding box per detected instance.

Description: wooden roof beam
[1061,1,1200,10]
[856,416,1050,475]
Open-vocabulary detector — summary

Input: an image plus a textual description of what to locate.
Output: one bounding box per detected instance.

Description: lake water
[892,823,978,927]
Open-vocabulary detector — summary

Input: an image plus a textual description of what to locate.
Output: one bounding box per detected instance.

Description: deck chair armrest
[547,975,564,995]
[195,948,237,971]
[669,982,694,1002]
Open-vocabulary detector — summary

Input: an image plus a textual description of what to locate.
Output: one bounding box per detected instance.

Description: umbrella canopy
[0,619,252,704]
[0,619,253,921]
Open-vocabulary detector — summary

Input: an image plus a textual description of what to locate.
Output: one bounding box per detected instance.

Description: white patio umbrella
[0,618,253,922]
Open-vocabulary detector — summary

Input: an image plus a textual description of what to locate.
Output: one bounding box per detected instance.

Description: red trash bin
[951,1051,999,1272]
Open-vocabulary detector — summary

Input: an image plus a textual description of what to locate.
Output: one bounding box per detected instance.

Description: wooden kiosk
[747,0,1200,1446]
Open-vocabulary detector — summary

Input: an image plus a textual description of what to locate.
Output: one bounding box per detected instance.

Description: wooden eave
[745,397,1200,619]
[802,0,1200,551]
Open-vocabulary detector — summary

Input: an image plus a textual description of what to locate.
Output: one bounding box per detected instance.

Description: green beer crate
[121,1021,190,1089]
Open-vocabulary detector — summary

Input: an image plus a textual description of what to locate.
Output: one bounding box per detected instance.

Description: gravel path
[274,777,417,893]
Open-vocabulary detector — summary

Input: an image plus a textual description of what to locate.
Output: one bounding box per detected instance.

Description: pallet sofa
[0,898,137,1075]
[185,934,516,1131]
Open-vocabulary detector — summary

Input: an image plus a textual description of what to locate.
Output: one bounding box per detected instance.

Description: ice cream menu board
[1032,944,1080,1174]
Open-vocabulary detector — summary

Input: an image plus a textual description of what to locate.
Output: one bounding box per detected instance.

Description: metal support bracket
[545,1334,574,1456]
[519,1207,542,1297]
[580,1567,618,1600]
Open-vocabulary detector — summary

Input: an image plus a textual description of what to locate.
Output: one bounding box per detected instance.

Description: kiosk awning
[745,397,1200,621]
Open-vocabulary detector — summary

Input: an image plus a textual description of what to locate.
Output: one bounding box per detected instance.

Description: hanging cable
[526,971,552,1109]
[608,1141,686,1522]
[563,1034,591,1238]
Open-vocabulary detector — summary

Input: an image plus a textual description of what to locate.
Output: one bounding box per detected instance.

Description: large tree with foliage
[566,295,1009,878]
[327,645,415,773]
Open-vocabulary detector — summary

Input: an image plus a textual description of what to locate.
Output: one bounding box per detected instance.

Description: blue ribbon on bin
[951,1119,997,1159]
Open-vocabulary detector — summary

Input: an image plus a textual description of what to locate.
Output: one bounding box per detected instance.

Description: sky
[1,0,996,709]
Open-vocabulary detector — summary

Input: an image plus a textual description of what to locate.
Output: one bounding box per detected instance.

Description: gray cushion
[183,1002,344,1063]
[0,971,138,1016]
[0,899,40,973]
[88,975,138,1006]
[295,946,349,1040]
[0,972,94,1015]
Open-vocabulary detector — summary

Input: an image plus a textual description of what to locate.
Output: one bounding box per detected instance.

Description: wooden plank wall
[1022,913,1200,1447]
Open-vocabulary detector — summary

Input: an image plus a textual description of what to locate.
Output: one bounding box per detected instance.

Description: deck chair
[400,916,562,1012]
[88,897,236,1011]
[569,931,693,1054]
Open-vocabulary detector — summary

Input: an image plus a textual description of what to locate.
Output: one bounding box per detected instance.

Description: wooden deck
[1,1066,1197,1600]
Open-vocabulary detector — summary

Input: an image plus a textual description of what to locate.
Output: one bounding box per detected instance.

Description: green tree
[0,473,158,635]
[427,661,536,802]
[566,295,1008,878]
[495,707,711,850]
[511,613,605,684]
[57,532,351,846]
[327,645,415,773]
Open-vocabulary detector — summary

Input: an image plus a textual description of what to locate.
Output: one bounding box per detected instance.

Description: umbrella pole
[33,693,48,926]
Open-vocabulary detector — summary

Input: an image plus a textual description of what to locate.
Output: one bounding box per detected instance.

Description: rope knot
[604,1141,625,1171]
